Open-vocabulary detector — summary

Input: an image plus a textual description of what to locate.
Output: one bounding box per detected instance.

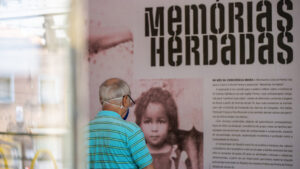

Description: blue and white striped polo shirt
[87,110,152,169]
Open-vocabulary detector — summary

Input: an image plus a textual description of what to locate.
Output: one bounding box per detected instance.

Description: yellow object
[0,147,9,169]
[30,150,58,169]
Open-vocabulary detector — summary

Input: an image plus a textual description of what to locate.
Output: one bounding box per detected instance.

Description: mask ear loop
[120,95,126,109]
[103,96,127,109]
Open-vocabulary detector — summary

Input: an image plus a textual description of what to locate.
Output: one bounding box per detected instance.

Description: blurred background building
[0,0,88,169]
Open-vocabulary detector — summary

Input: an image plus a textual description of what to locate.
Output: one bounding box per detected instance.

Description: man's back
[87,110,152,169]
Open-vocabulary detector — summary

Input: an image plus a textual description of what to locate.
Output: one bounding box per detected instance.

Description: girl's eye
[158,120,166,124]
[143,120,151,124]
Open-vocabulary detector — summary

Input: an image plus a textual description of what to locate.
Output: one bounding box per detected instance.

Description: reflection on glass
[0,76,14,103]
[0,0,76,169]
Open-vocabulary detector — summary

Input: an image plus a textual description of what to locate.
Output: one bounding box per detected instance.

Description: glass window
[0,75,14,103]
[0,0,87,169]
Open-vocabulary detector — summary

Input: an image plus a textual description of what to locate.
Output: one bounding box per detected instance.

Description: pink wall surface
[87,0,203,131]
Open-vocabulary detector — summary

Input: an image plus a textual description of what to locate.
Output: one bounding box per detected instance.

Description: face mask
[123,109,130,120]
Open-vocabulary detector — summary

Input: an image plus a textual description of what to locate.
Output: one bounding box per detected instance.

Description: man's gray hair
[99,78,131,105]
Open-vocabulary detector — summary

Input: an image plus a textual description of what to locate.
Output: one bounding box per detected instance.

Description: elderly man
[87,78,155,169]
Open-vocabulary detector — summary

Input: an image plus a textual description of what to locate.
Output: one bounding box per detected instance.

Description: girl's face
[141,102,169,148]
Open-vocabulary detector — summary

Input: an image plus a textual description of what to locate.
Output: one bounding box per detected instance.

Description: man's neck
[103,104,123,117]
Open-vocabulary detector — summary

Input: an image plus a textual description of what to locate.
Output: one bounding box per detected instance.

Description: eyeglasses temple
[128,95,135,104]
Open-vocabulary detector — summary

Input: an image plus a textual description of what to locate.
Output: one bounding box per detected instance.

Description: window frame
[0,74,15,103]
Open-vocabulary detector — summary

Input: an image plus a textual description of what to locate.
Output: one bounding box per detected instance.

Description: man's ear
[121,96,126,107]
[122,95,129,107]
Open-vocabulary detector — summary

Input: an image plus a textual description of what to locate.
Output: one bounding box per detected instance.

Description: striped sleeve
[128,126,152,169]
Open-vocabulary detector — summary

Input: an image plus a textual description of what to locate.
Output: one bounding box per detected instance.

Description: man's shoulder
[100,118,141,134]
[87,115,142,134]
[123,121,141,132]
[113,121,142,138]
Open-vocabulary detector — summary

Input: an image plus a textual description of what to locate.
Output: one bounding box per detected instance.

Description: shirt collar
[97,110,122,119]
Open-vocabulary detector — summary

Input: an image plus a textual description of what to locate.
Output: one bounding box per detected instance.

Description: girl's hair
[134,87,178,144]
